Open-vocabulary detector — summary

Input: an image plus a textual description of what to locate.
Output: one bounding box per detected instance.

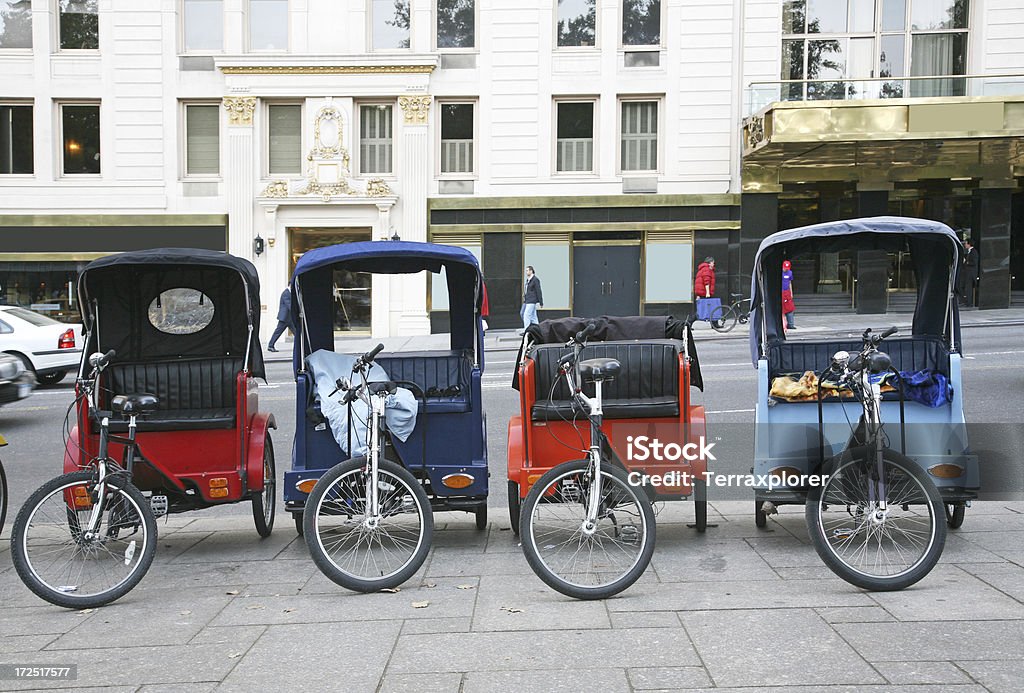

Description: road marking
[964,350,1024,357]
[705,408,755,414]
[700,362,755,368]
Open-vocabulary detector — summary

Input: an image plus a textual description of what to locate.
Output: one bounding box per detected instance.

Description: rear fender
[507,415,524,484]
[63,424,83,474]
[245,412,278,492]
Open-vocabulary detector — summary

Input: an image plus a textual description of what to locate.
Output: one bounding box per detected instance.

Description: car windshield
[1,307,62,327]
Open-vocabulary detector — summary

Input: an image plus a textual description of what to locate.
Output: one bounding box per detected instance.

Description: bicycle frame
[559,344,606,531]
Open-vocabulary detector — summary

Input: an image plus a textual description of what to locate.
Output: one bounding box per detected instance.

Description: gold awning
[742,96,1024,191]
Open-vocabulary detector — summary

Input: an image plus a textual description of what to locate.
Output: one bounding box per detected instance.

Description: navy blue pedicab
[284,241,487,591]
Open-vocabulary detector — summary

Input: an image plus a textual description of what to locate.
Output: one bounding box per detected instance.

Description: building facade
[1,0,1021,338]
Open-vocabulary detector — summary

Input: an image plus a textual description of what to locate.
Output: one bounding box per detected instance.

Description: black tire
[520,459,655,600]
[946,503,966,529]
[293,512,304,536]
[0,459,7,537]
[709,305,738,333]
[755,501,767,528]
[251,435,276,538]
[304,457,433,593]
[474,503,488,530]
[806,449,946,592]
[508,480,521,536]
[693,478,708,533]
[37,370,67,387]
[11,471,157,609]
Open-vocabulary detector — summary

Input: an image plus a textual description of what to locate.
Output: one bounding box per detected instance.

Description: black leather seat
[111,393,159,417]
[767,337,949,378]
[367,381,398,395]
[579,358,621,382]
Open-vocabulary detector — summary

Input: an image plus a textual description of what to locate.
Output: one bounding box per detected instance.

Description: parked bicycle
[519,324,657,600]
[702,293,751,333]
[303,344,434,593]
[806,327,947,591]
[10,350,159,609]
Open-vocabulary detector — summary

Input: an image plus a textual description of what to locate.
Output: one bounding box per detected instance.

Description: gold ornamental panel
[223,97,257,126]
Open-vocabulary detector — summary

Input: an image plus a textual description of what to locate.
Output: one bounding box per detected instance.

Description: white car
[0,306,83,387]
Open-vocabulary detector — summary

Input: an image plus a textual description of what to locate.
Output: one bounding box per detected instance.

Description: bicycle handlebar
[88,349,117,371]
[353,343,385,372]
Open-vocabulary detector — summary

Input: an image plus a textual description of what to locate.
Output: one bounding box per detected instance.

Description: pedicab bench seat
[766,336,949,378]
[376,350,473,414]
[101,357,243,431]
[530,340,682,421]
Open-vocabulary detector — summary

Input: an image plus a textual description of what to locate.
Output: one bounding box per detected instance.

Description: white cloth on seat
[305,349,418,457]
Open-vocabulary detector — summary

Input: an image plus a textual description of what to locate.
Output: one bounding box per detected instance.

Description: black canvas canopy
[78,248,265,378]
[749,216,963,366]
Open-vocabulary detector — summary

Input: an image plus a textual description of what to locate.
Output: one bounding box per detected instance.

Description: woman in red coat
[480,280,490,333]
[694,257,716,299]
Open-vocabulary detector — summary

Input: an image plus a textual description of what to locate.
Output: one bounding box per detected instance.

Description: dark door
[573,244,641,318]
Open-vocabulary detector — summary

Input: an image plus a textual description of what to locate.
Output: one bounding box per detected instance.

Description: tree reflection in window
[0,0,32,49]
[557,0,595,48]
[59,0,98,50]
[622,0,659,47]
[437,0,474,49]
[373,0,410,50]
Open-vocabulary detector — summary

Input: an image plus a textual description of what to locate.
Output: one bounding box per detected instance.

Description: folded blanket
[769,371,897,402]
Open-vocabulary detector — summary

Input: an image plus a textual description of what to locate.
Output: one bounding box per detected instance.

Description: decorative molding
[309,105,348,163]
[261,180,289,198]
[295,178,354,202]
[366,178,392,197]
[223,96,257,126]
[398,95,432,125]
[744,114,766,150]
[220,65,436,75]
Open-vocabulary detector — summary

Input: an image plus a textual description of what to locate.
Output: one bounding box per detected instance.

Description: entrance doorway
[572,242,641,318]
[289,227,373,333]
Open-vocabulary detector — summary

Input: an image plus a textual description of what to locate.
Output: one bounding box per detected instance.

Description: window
[439,102,474,175]
[645,234,693,302]
[58,0,98,50]
[525,239,570,308]
[622,0,660,47]
[557,0,595,48]
[437,0,474,49]
[430,240,480,311]
[184,103,219,176]
[267,104,301,175]
[780,0,969,101]
[619,99,658,172]
[249,0,288,51]
[0,0,32,48]
[372,0,409,50]
[359,104,393,175]
[183,0,223,52]
[555,100,595,173]
[60,103,100,175]
[1,104,32,174]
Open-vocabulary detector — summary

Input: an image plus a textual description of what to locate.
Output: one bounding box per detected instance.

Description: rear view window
[148,288,215,334]
[3,307,62,326]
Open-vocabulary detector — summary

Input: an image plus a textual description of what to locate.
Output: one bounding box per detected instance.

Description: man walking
[962,238,979,308]
[267,287,295,352]
[520,265,543,332]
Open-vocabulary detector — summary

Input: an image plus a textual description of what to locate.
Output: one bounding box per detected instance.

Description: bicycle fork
[864,380,888,523]
[583,381,605,535]
[363,396,385,527]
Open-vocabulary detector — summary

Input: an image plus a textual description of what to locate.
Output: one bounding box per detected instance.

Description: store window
[557,0,595,48]
[0,262,89,324]
[267,104,302,175]
[622,0,660,47]
[249,0,288,51]
[58,0,98,50]
[431,240,481,311]
[780,0,969,100]
[1,104,33,174]
[645,234,693,302]
[371,0,410,50]
[0,0,32,48]
[437,0,474,49]
[555,100,595,173]
[182,0,222,51]
[359,104,393,175]
[60,103,100,175]
[524,238,570,309]
[184,103,219,176]
[439,102,474,175]
[619,99,658,172]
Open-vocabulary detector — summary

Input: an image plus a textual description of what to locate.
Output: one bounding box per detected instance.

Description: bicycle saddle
[111,393,159,417]
[578,358,621,382]
[367,381,398,396]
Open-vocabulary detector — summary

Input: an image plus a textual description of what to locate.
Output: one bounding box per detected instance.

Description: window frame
[554,0,599,51]
[617,96,662,175]
[246,0,290,53]
[181,101,222,180]
[552,97,598,176]
[56,100,102,178]
[436,99,477,178]
[180,0,224,54]
[263,100,304,179]
[434,0,477,52]
[356,101,397,178]
[0,0,34,51]
[368,0,412,52]
[619,0,664,50]
[54,0,100,52]
[0,100,35,177]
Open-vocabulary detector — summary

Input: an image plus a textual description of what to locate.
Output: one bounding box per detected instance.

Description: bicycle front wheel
[11,471,157,609]
[304,458,433,592]
[806,450,946,591]
[520,459,655,600]
[709,305,738,333]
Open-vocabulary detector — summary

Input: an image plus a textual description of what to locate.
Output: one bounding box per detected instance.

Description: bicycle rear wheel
[709,305,738,333]
[304,458,433,592]
[11,471,157,608]
[520,459,655,600]
[806,449,946,591]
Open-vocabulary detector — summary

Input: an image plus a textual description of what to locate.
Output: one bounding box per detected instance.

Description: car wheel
[37,371,67,387]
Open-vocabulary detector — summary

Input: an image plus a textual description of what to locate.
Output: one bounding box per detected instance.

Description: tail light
[58,328,75,349]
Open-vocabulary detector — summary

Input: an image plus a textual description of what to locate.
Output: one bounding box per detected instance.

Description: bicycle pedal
[619,524,640,544]
[832,527,855,540]
[560,479,581,501]
[150,495,168,517]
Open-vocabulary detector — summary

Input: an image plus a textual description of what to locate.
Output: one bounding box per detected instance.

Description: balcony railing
[745,73,1024,117]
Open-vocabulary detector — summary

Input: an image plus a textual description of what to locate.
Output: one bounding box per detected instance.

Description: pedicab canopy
[290,240,483,366]
[77,248,265,378]
[749,216,963,367]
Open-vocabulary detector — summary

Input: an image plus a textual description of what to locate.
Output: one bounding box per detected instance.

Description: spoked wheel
[251,435,276,538]
[806,450,946,591]
[520,459,656,600]
[304,457,433,593]
[709,305,738,333]
[508,480,521,536]
[945,503,966,529]
[11,471,157,609]
[475,503,488,530]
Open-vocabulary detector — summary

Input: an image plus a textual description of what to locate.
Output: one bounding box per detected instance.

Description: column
[394,95,433,336]
[740,193,778,296]
[223,96,257,261]
[972,187,1012,309]
[817,194,842,293]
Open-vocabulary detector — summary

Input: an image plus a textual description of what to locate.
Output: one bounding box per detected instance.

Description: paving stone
[215,621,400,692]
[388,628,698,673]
[772,565,843,581]
[605,579,873,612]
[608,611,681,629]
[137,684,218,693]
[867,565,1024,621]
[133,559,314,590]
[872,661,973,685]
[400,617,473,635]
[953,530,1024,563]
[815,606,896,624]
[471,574,610,631]
[937,534,1007,564]
[424,547,532,577]
[835,620,1024,661]
[674,686,988,693]
[745,536,824,568]
[958,562,1024,602]
[651,531,779,582]
[680,609,884,687]
[187,624,266,647]
[463,668,630,692]
[955,660,1024,692]
[165,529,302,564]
[628,666,713,689]
[0,606,101,637]
[0,633,60,654]
[380,672,463,693]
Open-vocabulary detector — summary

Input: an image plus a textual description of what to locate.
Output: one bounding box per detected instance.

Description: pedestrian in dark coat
[962,238,979,307]
[267,288,295,352]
